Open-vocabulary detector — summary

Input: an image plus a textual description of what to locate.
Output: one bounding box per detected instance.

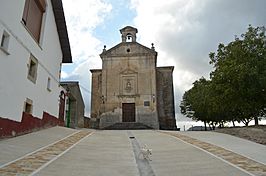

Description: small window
[22,0,46,42]
[24,98,33,114]
[27,54,38,83]
[47,77,51,91]
[0,30,10,54]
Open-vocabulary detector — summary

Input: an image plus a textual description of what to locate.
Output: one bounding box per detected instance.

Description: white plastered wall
[0,0,65,122]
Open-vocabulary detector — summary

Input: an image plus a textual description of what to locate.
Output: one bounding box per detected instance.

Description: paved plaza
[0,126,265,176]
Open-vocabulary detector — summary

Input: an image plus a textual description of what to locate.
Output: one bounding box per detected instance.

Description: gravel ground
[215,125,266,145]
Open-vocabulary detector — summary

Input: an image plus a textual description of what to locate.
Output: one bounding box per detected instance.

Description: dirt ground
[215,125,266,145]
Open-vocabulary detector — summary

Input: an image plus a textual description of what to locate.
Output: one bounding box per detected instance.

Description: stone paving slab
[0,126,77,165]
[163,131,266,176]
[133,130,252,176]
[0,130,91,176]
[180,131,266,164]
[128,131,155,176]
[36,130,139,176]
[1,129,265,176]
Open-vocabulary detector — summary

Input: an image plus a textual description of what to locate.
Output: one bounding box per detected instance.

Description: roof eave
[51,0,72,63]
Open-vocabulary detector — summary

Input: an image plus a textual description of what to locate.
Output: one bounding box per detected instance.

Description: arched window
[126,33,133,42]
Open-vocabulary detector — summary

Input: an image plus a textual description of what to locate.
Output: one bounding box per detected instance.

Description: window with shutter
[22,0,46,42]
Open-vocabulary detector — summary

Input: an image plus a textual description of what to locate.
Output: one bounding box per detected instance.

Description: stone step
[103,122,153,130]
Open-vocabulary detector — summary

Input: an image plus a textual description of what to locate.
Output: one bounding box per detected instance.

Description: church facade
[90,26,177,130]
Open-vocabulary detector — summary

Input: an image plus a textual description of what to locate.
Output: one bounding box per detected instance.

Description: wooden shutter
[22,0,30,24]
[35,0,46,12]
[22,0,46,42]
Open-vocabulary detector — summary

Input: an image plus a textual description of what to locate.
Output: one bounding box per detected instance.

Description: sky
[61,0,266,122]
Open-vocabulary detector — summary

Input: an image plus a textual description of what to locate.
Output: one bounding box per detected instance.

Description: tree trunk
[204,121,207,131]
[212,123,216,130]
[232,121,235,127]
[209,122,215,131]
[207,122,210,130]
[241,119,250,126]
[254,117,259,126]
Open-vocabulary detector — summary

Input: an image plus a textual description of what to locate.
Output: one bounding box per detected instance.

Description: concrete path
[0,126,77,165]
[0,127,265,176]
[37,130,139,176]
[180,131,266,164]
[133,130,253,176]
[163,131,266,176]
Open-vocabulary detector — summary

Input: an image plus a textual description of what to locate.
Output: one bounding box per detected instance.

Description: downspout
[67,99,71,128]
[66,85,71,128]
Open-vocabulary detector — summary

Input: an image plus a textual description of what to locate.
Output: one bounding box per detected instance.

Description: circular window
[127,48,130,53]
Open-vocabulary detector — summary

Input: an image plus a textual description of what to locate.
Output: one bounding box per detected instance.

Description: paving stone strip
[163,131,266,176]
[127,131,155,176]
[0,130,91,176]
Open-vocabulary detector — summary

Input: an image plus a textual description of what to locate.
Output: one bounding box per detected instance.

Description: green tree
[180,25,265,128]
[209,25,266,125]
[180,77,220,130]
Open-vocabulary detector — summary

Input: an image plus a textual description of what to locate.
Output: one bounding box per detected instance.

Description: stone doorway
[122,103,135,122]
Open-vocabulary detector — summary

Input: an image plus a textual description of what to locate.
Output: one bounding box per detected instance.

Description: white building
[0,0,72,137]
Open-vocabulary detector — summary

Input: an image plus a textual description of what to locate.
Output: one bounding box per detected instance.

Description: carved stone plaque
[121,75,137,95]
[125,79,133,93]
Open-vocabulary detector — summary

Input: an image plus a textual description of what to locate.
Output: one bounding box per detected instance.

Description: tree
[180,77,220,130]
[209,25,266,125]
[180,25,266,128]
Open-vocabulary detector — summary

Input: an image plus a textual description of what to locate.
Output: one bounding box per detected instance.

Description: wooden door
[122,103,135,122]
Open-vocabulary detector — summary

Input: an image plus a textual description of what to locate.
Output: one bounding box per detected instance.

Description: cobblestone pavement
[163,131,266,176]
[0,130,91,176]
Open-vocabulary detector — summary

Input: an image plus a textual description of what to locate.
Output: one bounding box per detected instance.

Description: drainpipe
[66,87,71,128]
[67,99,71,128]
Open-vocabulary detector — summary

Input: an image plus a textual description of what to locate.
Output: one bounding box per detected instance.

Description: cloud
[62,0,112,116]
[63,61,93,116]
[130,0,266,116]
[62,0,266,119]
[60,71,68,79]
[62,0,112,64]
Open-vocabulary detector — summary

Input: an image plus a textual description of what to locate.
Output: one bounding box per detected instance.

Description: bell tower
[120,26,138,42]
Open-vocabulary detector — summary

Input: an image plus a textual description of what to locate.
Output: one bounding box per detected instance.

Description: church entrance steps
[103,122,153,130]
